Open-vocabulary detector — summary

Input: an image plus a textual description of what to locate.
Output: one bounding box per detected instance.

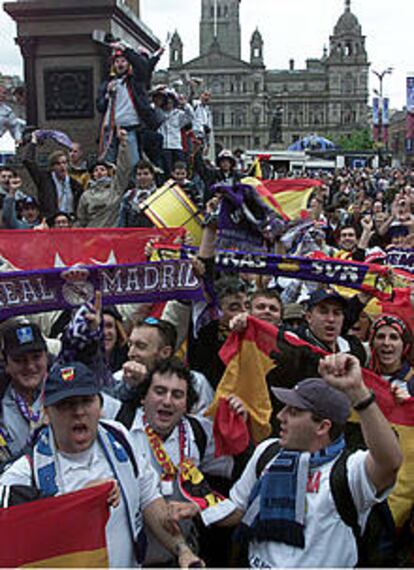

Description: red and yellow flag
[262,178,324,220]
[205,317,277,443]
[0,483,111,567]
[242,177,323,221]
[351,369,414,528]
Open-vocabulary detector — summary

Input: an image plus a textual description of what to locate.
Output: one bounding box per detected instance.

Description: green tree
[334,128,373,151]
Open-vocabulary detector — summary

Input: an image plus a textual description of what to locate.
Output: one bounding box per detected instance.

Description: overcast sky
[0,0,412,109]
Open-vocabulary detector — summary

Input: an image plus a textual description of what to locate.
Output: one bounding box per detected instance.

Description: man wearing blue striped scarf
[180,353,402,567]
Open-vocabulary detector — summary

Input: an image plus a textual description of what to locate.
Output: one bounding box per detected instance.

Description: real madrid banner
[0,260,203,319]
[212,248,393,300]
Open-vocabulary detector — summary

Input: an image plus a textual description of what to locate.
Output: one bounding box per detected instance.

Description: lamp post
[372,67,393,154]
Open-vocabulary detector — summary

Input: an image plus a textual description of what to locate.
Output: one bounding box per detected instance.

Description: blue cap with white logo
[3,323,47,357]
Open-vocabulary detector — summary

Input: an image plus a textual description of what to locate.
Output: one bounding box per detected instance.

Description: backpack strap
[329,449,361,540]
[116,406,208,463]
[115,400,138,430]
[186,415,207,462]
[100,421,139,478]
[255,440,281,478]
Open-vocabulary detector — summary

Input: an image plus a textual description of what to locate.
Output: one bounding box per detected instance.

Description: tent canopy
[288,134,336,151]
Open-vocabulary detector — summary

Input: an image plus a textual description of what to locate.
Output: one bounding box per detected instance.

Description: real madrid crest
[60,266,94,306]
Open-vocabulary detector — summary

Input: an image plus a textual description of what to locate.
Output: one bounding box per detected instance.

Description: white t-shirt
[202,438,390,568]
[0,421,160,568]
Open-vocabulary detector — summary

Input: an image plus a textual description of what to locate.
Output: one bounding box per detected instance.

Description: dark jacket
[96,48,161,132]
[23,143,83,219]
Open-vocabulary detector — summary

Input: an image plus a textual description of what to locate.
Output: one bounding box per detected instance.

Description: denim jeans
[104,127,140,170]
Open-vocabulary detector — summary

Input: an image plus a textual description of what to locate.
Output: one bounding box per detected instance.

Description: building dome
[334,1,362,35]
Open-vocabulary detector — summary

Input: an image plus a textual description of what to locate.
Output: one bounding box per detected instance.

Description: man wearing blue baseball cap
[0,323,48,466]
[265,288,369,430]
[298,288,367,364]
[0,360,204,568]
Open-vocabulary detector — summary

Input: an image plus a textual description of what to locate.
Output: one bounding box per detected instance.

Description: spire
[345,0,351,12]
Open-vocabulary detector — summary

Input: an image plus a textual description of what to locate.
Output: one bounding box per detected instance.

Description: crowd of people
[0,39,413,568]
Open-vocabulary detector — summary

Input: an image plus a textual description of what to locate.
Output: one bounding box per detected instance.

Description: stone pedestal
[4,0,159,154]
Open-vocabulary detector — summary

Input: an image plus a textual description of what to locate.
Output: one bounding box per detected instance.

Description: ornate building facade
[158,0,370,152]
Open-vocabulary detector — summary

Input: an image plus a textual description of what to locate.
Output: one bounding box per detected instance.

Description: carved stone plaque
[44,68,94,120]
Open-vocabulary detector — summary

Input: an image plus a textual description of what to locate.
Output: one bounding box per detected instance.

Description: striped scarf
[241,436,345,548]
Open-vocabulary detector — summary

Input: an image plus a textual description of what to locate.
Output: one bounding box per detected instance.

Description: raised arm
[318,353,402,493]
[112,128,132,198]
[22,133,44,189]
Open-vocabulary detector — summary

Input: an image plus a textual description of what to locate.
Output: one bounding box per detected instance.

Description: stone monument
[4,0,160,153]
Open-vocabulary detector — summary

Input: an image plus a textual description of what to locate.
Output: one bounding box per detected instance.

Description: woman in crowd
[103,306,129,373]
[369,314,414,399]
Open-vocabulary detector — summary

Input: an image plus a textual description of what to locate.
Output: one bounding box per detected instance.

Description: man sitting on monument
[96,41,162,173]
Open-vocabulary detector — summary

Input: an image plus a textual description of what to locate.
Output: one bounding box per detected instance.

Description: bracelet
[353,390,376,411]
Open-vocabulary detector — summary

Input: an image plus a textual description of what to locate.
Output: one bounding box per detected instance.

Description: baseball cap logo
[16,327,34,345]
[61,367,75,382]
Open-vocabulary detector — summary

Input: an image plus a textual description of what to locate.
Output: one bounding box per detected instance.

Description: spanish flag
[351,368,414,529]
[205,317,277,443]
[0,483,110,567]
[242,177,323,220]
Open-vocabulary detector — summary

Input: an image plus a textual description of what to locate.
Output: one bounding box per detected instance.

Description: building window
[254,136,261,147]
[345,42,352,56]
[254,47,260,58]
[254,81,260,93]
[342,73,354,94]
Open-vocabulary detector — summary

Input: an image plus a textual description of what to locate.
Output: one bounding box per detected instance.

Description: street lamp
[372,67,393,153]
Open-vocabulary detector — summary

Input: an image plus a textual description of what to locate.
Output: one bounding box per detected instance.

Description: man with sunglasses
[115,317,213,414]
